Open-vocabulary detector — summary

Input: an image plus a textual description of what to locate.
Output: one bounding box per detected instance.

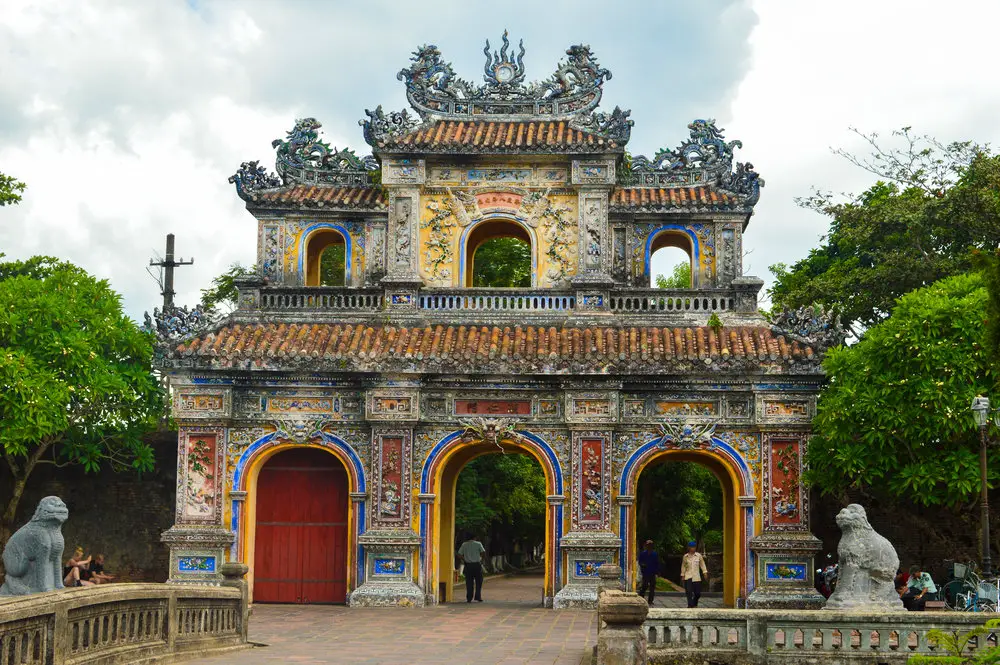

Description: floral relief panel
[768,439,803,527]
[373,431,411,526]
[572,434,610,530]
[179,430,224,524]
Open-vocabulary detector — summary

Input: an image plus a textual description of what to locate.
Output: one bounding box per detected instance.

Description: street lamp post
[972,396,993,577]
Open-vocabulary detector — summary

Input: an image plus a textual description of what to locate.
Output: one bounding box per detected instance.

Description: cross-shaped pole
[149,233,194,309]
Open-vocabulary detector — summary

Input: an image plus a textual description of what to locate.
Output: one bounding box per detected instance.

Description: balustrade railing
[609,289,736,314]
[643,607,999,664]
[419,289,576,312]
[258,287,383,311]
[0,578,249,665]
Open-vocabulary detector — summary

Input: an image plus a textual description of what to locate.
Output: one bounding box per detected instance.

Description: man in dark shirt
[638,539,659,605]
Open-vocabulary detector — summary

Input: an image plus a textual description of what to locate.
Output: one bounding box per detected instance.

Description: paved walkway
[191,574,597,665]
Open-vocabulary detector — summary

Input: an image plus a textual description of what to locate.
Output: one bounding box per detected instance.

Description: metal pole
[163,233,176,310]
[981,423,992,577]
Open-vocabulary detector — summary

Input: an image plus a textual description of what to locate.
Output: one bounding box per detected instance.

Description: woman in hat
[681,541,708,608]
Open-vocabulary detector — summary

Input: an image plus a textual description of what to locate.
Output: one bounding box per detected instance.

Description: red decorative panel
[769,440,802,526]
[580,438,604,523]
[182,432,220,522]
[254,448,348,604]
[475,192,523,211]
[378,436,403,520]
[454,400,531,416]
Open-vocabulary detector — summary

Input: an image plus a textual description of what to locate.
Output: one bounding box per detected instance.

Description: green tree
[0,171,26,206]
[0,255,164,561]
[636,462,723,557]
[455,453,546,561]
[805,272,997,506]
[471,237,531,288]
[655,261,691,289]
[976,249,1000,373]
[319,244,346,286]
[769,129,1000,336]
[200,263,257,311]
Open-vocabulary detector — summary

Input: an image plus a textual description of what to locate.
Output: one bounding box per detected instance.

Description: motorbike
[815,555,839,599]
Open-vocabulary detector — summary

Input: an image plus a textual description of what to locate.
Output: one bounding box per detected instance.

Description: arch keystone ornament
[155,33,827,610]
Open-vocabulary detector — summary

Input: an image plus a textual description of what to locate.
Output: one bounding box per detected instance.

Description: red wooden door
[254,448,348,603]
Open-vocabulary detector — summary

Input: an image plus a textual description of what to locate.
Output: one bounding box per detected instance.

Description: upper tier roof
[370,119,621,154]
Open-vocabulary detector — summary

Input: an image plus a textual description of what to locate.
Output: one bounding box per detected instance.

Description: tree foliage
[200,263,257,311]
[655,261,692,289]
[455,453,546,559]
[636,462,723,556]
[0,255,164,556]
[805,272,997,506]
[769,129,1000,335]
[471,237,531,288]
[0,171,25,206]
[319,244,346,287]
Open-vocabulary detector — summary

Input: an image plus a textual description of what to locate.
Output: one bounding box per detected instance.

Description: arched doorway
[649,229,694,288]
[621,444,750,607]
[464,219,533,287]
[253,448,349,603]
[635,460,724,606]
[421,431,563,607]
[305,228,347,286]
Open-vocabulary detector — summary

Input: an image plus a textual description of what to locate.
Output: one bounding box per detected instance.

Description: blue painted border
[643,225,700,279]
[297,223,353,284]
[458,216,538,287]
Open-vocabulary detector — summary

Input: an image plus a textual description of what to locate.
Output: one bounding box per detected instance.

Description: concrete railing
[0,563,250,665]
[643,607,1000,665]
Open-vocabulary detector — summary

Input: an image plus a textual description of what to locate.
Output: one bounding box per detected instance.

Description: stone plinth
[746,531,824,609]
[554,532,621,609]
[161,525,234,585]
[597,590,648,665]
[348,530,424,607]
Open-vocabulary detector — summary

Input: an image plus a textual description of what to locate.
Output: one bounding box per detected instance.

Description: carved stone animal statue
[0,496,69,596]
[824,504,904,611]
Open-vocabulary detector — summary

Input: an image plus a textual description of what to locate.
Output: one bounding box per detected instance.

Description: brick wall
[4,430,178,583]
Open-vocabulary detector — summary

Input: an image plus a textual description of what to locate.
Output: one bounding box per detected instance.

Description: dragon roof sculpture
[361,32,633,148]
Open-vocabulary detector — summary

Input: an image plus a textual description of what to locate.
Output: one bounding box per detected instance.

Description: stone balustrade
[258,286,384,311]
[643,607,1000,665]
[0,563,249,665]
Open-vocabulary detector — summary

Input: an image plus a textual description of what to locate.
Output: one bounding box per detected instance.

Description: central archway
[420,431,563,607]
[462,218,535,287]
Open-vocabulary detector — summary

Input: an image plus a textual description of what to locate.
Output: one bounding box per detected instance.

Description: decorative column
[555,425,622,609]
[746,430,823,609]
[381,159,426,310]
[571,159,616,312]
[349,389,424,607]
[162,384,234,584]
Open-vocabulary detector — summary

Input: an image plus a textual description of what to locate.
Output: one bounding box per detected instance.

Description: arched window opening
[466,220,532,287]
[305,229,347,287]
[635,460,724,608]
[650,231,693,289]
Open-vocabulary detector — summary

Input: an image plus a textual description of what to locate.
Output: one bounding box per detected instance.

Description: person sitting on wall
[63,547,94,587]
[902,565,937,611]
[637,539,659,605]
[894,567,909,593]
[88,554,116,584]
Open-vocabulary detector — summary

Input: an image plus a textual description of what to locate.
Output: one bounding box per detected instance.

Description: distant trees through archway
[650,230,693,288]
[467,220,532,287]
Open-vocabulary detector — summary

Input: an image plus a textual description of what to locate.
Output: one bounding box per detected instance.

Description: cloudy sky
[2,0,999,319]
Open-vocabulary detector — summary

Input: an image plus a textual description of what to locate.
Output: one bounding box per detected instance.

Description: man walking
[681,540,708,608]
[457,533,486,603]
[637,539,659,605]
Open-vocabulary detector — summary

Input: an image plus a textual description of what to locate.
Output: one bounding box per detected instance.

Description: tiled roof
[611,186,743,211]
[172,323,816,372]
[251,185,387,209]
[374,120,621,153]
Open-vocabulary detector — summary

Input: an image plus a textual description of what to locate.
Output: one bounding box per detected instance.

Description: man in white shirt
[681,541,708,608]
[456,534,486,603]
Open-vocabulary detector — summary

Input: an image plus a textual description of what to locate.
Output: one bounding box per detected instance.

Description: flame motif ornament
[459,417,520,451]
[770,305,846,351]
[654,420,717,450]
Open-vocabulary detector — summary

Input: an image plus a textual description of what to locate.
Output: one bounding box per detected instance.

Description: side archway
[619,437,754,607]
[231,432,367,602]
[644,225,701,288]
[459,217,538,287]
[298,223,354,286]
[419,430,564,606]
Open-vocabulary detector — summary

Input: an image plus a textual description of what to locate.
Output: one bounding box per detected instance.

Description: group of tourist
[638,539,709,608]
[896,565,937,611]
[63,548,115,587]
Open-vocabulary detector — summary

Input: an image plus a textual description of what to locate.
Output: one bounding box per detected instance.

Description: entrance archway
[644,227,700,288]
[253,448,349,603]
[463,219,534,287]
[620,441,752,607]
[420,431,564,606]
[304,227,349,286]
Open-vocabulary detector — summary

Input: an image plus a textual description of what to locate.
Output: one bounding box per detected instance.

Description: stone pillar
[555,428,621,609]
[571,158,616,310]
[349,406,424,607]
[382,165,424,310]
[163,420,233,585]
[596,590,648,665]
[219,562,250,641]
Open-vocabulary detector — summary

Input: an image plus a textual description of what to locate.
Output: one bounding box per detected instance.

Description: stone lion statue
[824,504,904,611]
[0,496,69,596]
